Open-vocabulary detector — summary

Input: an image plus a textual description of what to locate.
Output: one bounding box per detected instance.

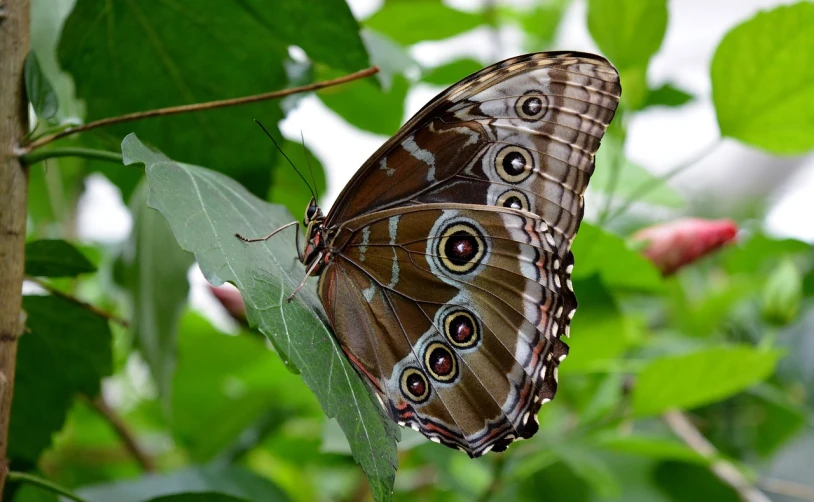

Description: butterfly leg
[287,251,323,303]
[235,220,299,244]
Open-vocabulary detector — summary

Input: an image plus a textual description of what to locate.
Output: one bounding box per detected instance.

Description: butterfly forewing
[314,52,620,455]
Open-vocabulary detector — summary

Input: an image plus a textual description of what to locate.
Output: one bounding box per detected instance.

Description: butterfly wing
[320,204,572,456]
[318,52,620,454]
[326,51,621,253]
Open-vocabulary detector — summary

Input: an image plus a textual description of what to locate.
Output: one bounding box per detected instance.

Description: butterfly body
[294,52,621,456]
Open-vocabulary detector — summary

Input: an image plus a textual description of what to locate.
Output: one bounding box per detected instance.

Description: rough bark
[0,0,31,497]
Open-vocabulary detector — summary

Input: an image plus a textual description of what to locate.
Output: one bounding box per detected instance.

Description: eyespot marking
[400,367,431,404]
[424,342,459,383]
[437,222,487,274]
[515,92,548,121]
[443,309,481,350]
[495,146,533,184]
[495,189,530,211]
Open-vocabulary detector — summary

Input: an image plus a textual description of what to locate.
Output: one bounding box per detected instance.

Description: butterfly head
[304,197,324,227]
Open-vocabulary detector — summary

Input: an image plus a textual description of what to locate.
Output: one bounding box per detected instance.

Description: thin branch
[84,395,156,472]
[8,471,87,502]
[27,277,130,328]
[604,140,721,224]
[21,66,379,152]
[760,477,814,501]
[664,411,771,502]
[21,147,123,166]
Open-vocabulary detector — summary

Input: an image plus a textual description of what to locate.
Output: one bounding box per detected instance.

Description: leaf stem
[20,66,380,153]
[604,139,721,224]
[8,471,88,502]
[664,410,771,502]
[20,147,123,166]
[27,277,130,328]
[83,395,156,472]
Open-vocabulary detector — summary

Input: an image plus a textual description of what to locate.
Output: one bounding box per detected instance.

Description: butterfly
[240,52,621,457]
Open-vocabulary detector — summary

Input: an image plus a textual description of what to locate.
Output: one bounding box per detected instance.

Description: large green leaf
[24,239,96,277]
[364,1,486,46]
[711,2,814,154]
[586,0,667,70]
[78,464,288,502]
[58,0,368,198]
[122,134,398,501]
[571,223,663,292]
[172,312,319,460]
[632,346,783,416]
[116,181,194,411]
[10,295,112,461]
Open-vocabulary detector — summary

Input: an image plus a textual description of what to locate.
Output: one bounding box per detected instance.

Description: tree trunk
[0,0,31,498]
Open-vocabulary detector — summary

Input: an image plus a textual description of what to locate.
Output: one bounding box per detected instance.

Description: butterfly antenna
[254,119,317,201]
[300,130,320,202]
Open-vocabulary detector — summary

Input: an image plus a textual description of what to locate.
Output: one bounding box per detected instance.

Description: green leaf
[146,495,250,502]
[268,140,327,219]
[504,0,571,50]
[77,465,288,502]
[632,346,782,416]
[586,0,667,70]
[597,434,707,464]
[318,71,409,135]
[653,461,740,502]
[643,83,694,109]
[762,258,803,326]
[122,134,398,502]
[564,276,632,372]
[116,181,194,411]
[24,52,59,120]
[57,1,367,197]
[711,2,814,153]
[172,312,318,460]
[365,1,486,46]
[571,223,663,292]
[10,295,112,461]
[24,239,96,277]
[361,29,417,89]
[721,232,810,275]
[421,59,483,86]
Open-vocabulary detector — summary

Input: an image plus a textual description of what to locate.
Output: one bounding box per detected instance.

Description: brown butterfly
[239,52,621,457]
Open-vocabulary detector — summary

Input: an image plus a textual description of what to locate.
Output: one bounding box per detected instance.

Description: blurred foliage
[10,1,814,502]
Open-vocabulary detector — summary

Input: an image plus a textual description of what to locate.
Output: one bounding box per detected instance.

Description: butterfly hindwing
[320,204,572,456]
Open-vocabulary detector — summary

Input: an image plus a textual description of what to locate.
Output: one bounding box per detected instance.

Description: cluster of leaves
[11,1,814,502]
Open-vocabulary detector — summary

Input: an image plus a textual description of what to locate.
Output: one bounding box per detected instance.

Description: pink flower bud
[632,218,738,275]
[209,284,247,323]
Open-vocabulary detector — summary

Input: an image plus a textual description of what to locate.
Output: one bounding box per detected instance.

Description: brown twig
[664,411,771,502]
[20,66,379,153]
[84,395,156,472]
[27,277,130,328]
[760,477,814,501]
